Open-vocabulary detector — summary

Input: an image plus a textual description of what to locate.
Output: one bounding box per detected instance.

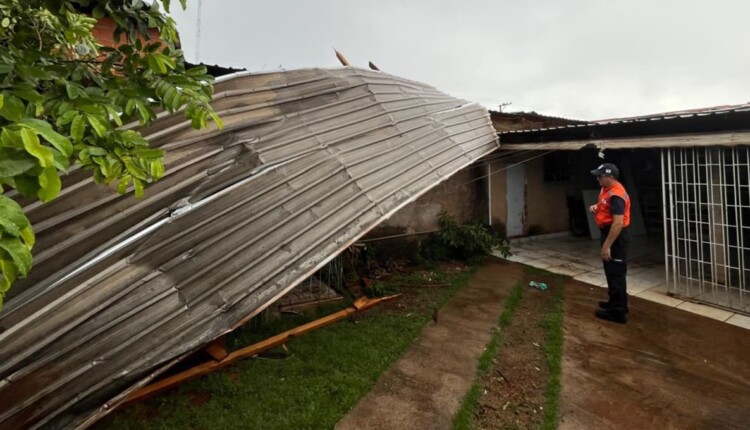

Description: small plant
[364,281,393,297]
[437,212,511,260]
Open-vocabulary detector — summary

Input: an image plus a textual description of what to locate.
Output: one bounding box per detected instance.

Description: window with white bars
[662,146,750,315]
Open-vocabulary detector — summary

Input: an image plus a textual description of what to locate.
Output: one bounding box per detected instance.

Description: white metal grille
[663,146,750,315]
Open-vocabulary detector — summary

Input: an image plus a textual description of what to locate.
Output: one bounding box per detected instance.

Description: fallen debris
[123,295,399,405]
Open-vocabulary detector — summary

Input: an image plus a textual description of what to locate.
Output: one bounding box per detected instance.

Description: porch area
[496,233,750,329]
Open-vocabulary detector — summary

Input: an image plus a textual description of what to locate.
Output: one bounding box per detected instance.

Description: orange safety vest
[595,181,631,228]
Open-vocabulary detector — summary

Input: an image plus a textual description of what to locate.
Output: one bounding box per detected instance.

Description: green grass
[452,280,525,430]
[539,282,565,430]
[453,265,566,430]
[98,266,476,430]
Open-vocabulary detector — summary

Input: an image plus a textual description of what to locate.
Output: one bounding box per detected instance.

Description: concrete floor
[495,233,750,330]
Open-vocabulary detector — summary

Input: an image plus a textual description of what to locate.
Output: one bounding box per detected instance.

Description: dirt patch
[560,279,750,430]
[336,258,523,430]
[476,270,560,429]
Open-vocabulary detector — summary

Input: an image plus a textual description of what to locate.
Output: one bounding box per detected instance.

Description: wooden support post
[334,48,350,66]
[122,295,399,405]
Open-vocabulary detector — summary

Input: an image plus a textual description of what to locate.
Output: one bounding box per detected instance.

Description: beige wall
[489,159,508,234]
[525,157,569,234]
[367,165,486,238]
[489,154,569,237]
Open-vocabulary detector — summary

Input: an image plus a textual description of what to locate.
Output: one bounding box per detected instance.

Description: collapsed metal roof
[0,67,498,429]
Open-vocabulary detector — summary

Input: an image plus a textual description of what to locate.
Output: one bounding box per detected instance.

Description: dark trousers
[600,226,630,311]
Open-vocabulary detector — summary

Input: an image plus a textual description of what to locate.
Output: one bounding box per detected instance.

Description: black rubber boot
[599,301,629,313]
[595,308,627,324]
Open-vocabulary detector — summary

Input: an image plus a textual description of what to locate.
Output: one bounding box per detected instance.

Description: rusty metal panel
[0,67,498,429]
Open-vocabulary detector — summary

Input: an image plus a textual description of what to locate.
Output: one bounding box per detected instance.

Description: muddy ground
[475,269,560,429]
[340,260,750,430]
[337,259,523,430]
[560,278,750,430]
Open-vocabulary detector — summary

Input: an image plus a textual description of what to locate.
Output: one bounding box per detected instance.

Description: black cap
[590,163,619,178]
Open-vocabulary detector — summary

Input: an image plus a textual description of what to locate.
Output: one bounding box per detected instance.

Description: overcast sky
[169,0,750,120]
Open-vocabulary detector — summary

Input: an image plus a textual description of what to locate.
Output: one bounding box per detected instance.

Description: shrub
[437,212,511,260]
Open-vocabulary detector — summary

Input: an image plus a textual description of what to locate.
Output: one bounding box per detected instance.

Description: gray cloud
[171,0,750,119]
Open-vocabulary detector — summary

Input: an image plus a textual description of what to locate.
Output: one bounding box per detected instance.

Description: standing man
[589,163,631,324]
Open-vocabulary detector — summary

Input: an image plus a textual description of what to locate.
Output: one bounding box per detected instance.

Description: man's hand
[589,204,598,214]
[600,246,611,261]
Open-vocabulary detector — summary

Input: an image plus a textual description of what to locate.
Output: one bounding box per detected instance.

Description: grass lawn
[97,262,476,430]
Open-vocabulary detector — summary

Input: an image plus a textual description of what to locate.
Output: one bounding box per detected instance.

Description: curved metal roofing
[0,67,498,429]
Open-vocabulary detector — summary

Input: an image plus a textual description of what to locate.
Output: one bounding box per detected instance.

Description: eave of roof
[499,102,750,144]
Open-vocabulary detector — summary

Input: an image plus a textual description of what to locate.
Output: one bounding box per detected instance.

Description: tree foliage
[0,0,222,308]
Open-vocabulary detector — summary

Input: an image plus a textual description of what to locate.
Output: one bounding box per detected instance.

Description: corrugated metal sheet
[500,102,750,135]
[499,130,750,151]
[0,67,498,429]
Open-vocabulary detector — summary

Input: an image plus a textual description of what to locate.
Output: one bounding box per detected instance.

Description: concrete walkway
[499,234,750,329]
[336,259,522,430]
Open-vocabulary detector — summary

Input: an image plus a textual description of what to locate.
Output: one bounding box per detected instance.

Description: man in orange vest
[589,163,631,324]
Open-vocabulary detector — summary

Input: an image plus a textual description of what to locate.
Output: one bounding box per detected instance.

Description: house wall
[489,154,569,236]
[366,164,487,239]
[525,157,569,234]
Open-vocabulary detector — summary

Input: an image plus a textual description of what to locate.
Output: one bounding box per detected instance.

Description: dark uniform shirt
[609,196,625,216]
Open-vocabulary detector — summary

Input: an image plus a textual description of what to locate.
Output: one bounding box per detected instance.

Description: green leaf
[20,128,53,168]
[133,177,145,198]
[209,111,224,129]
[65,82,88,100]
[117,175,132,194]
[55,110,78,127]
[18,119,73,157]
[87,147,108,156]
[50,148,70,173]
[147,55,167,74]
[124,159,147,180]
[135,100,151,123]
[132,148,164,158]
[37,167,62,202]
[0,237,32,277]
[20,225,35,247]
[149,160,164,179]
[186,66,208,77]
[0,258,18,299]
[87,115,109,138]
[0,129,23,148]
[0,148,37,177]
[125,99,136,115]
[0,195,29,237]
[155,53,176,70]
[0,93,25,122]
[71,114,86,143]
[13,175,40,198]
[11,87,44,104]
[105,105,123,127]
[0,94,4,110]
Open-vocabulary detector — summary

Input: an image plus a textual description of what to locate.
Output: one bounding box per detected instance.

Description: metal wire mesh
[663,146,750,315]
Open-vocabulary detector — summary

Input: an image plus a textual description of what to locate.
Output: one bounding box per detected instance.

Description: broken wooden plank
[122,295,400,405]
